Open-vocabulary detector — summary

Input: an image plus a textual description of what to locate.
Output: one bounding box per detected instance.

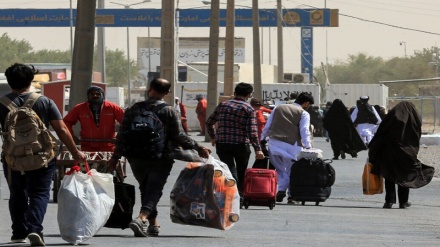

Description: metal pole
[269,27,271,65]
[69,0,73,58]
[148,26,151,85]
[252,0,262,100]
[127,25,131,106]
[224,0,235,96]
[97,0,106,83]
[277,0,283,83]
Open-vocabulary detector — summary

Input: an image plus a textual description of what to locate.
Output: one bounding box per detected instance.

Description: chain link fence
[388,96,440,134]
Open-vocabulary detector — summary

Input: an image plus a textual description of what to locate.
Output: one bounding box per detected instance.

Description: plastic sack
[57,165,115,245]
[362,161,384,195]
[170,156,240,230]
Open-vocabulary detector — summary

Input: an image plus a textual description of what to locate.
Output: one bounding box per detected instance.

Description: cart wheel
[52,169,60,203]
[269,201,275,210]
[244,200,250,209]
[315,202,320,206]
[301,201,305,205]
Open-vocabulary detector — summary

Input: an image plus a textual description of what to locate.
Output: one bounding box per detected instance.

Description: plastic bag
[296,148,323,160]
[57,164,115,245]
[170,156,240,230]
[362,161,384,195]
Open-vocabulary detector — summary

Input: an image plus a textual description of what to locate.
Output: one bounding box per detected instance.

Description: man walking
[350,96,382,146]
[261,92,314,204]
[1,63,86,246]
[206,82,264,197]
[107,77,210,237]
[195,94,207,136]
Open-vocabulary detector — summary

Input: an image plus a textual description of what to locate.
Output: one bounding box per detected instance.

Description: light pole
[400,41,407,58]
[110,0,152,107]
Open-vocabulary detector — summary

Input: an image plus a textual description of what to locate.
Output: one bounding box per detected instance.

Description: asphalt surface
[1,135,440,247]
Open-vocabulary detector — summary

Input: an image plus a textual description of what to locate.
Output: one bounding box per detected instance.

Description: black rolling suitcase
[290,158,335,205]
[104,179,136,229]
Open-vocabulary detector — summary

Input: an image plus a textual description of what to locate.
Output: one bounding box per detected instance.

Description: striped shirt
[206,98,261,151]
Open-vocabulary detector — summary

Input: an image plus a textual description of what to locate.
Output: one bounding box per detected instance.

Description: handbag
[362,161,384,195]
[57,163,115,245]
[166,140,203,162]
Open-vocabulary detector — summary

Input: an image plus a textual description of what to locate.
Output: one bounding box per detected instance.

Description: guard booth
[41,80,106,117]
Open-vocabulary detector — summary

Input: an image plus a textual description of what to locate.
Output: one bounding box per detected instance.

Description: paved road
[1,135,439,246]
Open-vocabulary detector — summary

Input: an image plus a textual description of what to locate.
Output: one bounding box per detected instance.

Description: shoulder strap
[0,96,18,112]
[23,92,42,108]
[152,103,168,113]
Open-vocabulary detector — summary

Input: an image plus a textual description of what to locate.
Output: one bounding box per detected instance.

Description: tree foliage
[0,33,135,88]
[315,48,440,97]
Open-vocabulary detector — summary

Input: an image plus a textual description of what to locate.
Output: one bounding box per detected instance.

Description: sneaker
[28,232,45,246]
[276,191,286,202]
[129,218,148,237]
[147,225,161,237]
[287,197,299,205]
[10,236,26,243]
[399,202,411,209]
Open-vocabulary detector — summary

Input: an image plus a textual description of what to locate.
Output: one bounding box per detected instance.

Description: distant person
[195,94,207,136]
[250,98,272,140]
[261,92,314,204]
[206,82,264,198]
[175,97,188,134]
[368,101,434,209]
[64,86,124,152]
[351,96,381,145]
[286,92,298,104]
[323,101,332,142]
[322,99,366,160]
[1,63,86,246]
[107,77,210,237]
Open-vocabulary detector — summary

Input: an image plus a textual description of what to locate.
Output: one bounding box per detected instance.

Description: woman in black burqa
[368,101,435,209]
[322,99,366,160]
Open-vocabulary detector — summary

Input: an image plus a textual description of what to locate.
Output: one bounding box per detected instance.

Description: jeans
[129,158,174,220]
[215,143,251,193]
[3,160,55,237]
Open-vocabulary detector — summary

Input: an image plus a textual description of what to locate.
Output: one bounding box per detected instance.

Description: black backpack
[120,102,167,159]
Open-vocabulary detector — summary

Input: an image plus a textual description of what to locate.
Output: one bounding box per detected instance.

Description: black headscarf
[369,101,434,188]
[322,99,367,155]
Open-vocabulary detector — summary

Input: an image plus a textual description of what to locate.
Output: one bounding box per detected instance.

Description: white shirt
[261,103,312,160]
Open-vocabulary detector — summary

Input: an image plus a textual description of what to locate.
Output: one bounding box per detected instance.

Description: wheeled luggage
[104,180,136,229]
[290,158,335,205]
[243,158,278,210]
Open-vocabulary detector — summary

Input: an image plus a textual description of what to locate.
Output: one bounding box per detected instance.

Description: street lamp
[400,41,407,58]
[110,0,152,107]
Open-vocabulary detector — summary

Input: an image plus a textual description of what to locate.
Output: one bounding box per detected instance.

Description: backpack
[0,93,55,174]
[120,102,167,160]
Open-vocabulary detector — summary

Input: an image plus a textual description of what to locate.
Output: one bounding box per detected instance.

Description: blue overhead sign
[0,8,337,27]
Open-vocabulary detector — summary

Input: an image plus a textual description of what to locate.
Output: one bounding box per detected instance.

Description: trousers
[129,158,174,219]
[215,143,251,194]
[385,178,409,204]
[3,160,55,238]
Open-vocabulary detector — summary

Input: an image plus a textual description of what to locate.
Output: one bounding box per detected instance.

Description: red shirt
[63,100,124,152]
[255,106,272,124]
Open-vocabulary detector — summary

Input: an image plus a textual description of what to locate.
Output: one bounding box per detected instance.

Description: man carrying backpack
[107,77,211,238]
[1,63,86,246]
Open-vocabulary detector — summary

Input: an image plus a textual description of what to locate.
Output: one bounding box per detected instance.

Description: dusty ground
[418,145,440,177]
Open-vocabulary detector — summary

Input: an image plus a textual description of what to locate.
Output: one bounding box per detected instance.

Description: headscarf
[369,101,434,188]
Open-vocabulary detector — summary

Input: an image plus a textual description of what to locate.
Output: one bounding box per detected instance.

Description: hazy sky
[1,0,440,73]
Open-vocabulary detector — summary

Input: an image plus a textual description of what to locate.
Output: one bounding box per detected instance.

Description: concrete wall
[325,84,388,108]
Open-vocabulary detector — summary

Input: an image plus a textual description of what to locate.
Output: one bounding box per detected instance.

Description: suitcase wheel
[315,202,320,206]
[244,199,250,209]
[301,201,305,205]
[269,201,275,210]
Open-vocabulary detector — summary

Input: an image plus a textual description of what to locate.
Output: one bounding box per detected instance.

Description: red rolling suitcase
[242,159,278,210]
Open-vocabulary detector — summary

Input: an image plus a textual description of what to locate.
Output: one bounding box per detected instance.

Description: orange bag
[362,162,384,195]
